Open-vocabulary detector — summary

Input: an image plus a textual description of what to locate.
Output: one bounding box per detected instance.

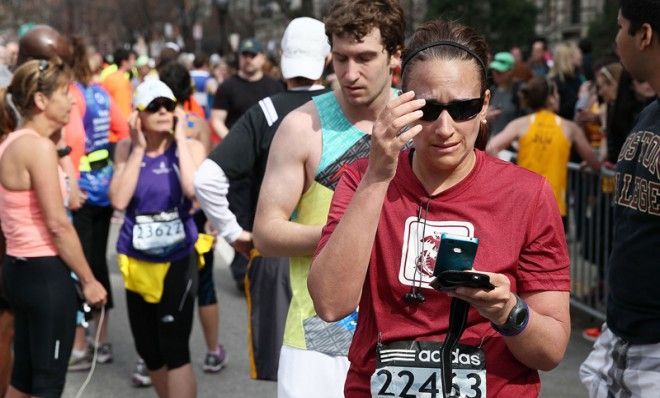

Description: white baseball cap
[280,17,330,80]
[133,79,176,111]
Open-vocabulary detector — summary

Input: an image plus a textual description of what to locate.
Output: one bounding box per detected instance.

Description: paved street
[62,222,596,397]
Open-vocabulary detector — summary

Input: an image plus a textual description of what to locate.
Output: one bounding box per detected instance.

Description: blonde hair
[549,42,579,82]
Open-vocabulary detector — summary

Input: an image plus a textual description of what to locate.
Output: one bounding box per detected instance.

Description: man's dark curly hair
[324,0,405,56]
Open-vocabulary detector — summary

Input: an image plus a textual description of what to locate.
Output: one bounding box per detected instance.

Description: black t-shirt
[212,74,285,128]
[607,99,660,344]
[208,88,330,230]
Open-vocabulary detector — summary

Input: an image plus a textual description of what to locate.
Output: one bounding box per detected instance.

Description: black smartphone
[430,270,495,291]
[433,233,479,276]
[172,116,178,133]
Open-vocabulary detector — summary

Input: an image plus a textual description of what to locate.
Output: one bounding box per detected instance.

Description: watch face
[513,307,528,327]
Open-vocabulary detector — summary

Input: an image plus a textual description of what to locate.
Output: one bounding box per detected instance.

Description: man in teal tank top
[252,1,406,397]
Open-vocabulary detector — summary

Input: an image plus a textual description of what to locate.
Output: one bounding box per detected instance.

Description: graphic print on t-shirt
[398,217,474,289]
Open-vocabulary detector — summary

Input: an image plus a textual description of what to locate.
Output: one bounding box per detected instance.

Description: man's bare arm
[210,109,229,139]
[253,104,322,257]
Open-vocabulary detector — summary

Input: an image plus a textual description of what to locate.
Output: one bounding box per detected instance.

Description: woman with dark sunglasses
[0,58,107,398]
[108,79,206,398]
[308,20,572,397]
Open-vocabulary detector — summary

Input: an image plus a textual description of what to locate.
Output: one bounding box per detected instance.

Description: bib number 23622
[133,209,185,254]
[370,341,486,398]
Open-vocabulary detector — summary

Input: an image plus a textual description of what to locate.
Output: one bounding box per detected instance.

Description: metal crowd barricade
[566,162,616,320]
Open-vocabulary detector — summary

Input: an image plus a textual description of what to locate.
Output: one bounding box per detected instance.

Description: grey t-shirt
[489,85,518,135]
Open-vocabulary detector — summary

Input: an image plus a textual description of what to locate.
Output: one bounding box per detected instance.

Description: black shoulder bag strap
[439,297,470,398]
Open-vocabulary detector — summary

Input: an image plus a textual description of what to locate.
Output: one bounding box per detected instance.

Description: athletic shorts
[194,210,217,306]
[277,345,349,398]
[580,324,660,397]
[126,253,197,371]
[2,256,77,397]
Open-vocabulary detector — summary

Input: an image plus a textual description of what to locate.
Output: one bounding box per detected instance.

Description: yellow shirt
[517,110,571,215]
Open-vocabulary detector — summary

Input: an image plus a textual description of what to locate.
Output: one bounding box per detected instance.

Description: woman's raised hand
[173,107,188,141]
[367,91,425,182]
[128,111,146,149]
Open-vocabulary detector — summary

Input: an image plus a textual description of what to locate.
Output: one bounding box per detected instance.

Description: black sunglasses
[419,97,484,122]
[145,98,176,113]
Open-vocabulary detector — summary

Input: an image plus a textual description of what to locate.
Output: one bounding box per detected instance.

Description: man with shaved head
[16,25,72,65]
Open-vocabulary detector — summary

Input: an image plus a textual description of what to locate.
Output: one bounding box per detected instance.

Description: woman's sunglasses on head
[419,97,484,122]
[145,98,176,113]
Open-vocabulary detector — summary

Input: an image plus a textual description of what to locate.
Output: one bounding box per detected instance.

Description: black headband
[401,40,487,75]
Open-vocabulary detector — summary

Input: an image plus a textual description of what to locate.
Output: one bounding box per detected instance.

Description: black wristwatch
[57,145,72,158]
[491,294,529,337]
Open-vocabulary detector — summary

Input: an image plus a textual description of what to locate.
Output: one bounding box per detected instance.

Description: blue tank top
[76,82,113,206]
[116,143,197,262]
[190,70,210,117]
[190,70,209,94]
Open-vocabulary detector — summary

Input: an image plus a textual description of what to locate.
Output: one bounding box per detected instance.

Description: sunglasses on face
[419,97,484,122]
[145,98,176,113]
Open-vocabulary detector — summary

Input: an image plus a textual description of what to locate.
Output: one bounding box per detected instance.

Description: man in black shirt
[209,38,284,287]
[210,38,284,139]
[580,1,660,396]
[195,17,330,381]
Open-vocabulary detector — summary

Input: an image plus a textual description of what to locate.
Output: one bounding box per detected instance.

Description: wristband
[57,145,72,158]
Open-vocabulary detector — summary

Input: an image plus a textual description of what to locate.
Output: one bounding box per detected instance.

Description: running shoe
[202,344,228,373]
[582,327,602,342]
[68,349,92,372]
[132,359,152,387]
[95,343,114,364]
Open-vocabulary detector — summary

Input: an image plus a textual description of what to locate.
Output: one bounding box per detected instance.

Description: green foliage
[426,0,538,53]
[587,0,619,61]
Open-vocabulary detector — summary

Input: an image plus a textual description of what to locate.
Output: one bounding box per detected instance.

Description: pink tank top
[0,129,68,257]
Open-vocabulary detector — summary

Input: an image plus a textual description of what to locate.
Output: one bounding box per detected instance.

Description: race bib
[132,209,185,256]
[371,340,486,398]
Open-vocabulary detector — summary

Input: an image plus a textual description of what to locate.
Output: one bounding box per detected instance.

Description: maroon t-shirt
[316,149,570,398]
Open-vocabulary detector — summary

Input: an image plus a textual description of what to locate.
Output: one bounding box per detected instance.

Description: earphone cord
[74,305,105,398]
[410,198,431,298]
[417,198,431,292]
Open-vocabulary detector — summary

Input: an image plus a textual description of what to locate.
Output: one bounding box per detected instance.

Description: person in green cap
[486,51,521,136]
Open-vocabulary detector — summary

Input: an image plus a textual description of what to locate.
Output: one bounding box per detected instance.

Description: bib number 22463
[372,367,484,398]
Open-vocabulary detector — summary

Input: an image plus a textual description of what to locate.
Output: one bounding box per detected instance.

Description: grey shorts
[580,324,660,398]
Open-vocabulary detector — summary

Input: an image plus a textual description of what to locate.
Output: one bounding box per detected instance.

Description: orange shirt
[102,70,133,119]
[184,97,205,118]
[64,84,86,177]
[64,84,129,176]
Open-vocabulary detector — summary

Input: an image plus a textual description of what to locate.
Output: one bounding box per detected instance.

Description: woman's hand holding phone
[444,271,518,327]
[431,233,518,325]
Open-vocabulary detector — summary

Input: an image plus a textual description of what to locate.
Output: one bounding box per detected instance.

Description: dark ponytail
[475,120,489,151]
[71,36,92,84]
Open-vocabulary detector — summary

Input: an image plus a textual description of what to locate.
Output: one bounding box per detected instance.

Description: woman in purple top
[109,79,205,398]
